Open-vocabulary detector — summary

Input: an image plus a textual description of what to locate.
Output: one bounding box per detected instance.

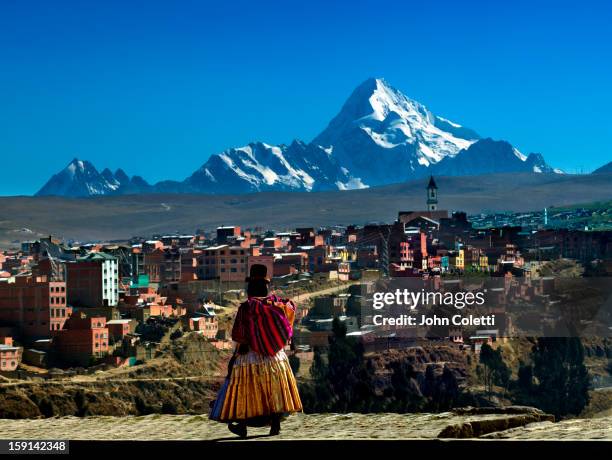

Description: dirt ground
[0,411,609,441]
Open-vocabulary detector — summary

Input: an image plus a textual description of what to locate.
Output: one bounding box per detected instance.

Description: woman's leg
[269,414,281,436]
[228,421,247,438]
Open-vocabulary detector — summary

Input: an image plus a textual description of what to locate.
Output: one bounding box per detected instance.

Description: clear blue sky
[1,0,611,195]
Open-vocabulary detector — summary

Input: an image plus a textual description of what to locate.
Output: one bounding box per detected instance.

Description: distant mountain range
[36,78,568,197]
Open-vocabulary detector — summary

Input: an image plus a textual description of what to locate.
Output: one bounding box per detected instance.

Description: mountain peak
[592,161,612,174]
[36,159,149,197]
[313,77,480,185]
[114,168,130,183]
[35,78,560,197]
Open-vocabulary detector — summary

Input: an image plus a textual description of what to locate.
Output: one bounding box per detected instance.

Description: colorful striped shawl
[231,294,296,356]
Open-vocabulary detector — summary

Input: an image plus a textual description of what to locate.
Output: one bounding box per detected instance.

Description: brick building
[216,226,241,244]
[143,248,181,284]
[0,275,70,340]
[54,314,109,366]
[196,245,252,282]
[66,253,119,307]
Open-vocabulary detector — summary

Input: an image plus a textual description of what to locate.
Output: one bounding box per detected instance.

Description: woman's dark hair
[246,264,269,297]
[247,278,269,297]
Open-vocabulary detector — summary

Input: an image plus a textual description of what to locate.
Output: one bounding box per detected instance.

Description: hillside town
[0,177,610,376]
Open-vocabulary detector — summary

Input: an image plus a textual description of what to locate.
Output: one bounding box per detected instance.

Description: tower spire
[426,175,438,211]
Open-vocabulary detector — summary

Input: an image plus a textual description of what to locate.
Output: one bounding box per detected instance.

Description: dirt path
[291,282,358,302]
[0,374,216,388]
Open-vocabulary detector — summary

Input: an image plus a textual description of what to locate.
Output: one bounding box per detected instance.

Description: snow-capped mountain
[182,141,364,194]
[36,159,151,197]
[35,78,560,197]
[312,78,480,185]
[430,139,560,176]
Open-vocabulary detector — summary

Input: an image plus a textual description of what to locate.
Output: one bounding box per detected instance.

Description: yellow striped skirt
[219,349,303,421]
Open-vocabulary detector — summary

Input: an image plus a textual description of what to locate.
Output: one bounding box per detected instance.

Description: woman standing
[210,264,303,438]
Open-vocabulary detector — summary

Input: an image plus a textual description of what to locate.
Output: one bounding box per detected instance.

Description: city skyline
[1,0,611,195]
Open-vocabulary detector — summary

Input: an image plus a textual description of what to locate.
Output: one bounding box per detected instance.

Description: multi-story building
[196,245,250,282]
[216,226,241,244]
[273,253,308,276]
[0,275,70,340]
[54,314,109,366]
[143,248,181,284]
[180,248,200,282]
[0,336,22,373]
[186,307,218,339]
[66,253,119,307]
[106,319,135,343]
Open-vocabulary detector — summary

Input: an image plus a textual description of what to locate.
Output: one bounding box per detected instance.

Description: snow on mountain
[36,159,150,197]
[35,77,561,197]
[312,78,480,185]
[430,139,556,176]
[183,141,362,193]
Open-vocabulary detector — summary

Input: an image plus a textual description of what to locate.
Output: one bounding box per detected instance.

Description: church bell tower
[426,175,438,211]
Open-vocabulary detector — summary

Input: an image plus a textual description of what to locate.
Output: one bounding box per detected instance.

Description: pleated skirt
[212,349,303,422]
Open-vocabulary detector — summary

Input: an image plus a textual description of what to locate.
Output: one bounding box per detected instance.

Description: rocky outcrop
[438,406,555,438]
[0,379,219,419]
[0,333,224,419]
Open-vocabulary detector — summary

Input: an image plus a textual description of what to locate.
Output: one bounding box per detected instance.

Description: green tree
[479,344,511,396]
[389,361,426,412]
[326,317,369,411]
[531,337,590,418]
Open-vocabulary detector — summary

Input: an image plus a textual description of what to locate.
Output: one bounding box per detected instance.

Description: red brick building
[216,226,241,244]
[0,337,22,373]
[143,248,181,284]
[106,319,135,343]
[273,253,308,276]
[54,314,109,366]
[186,315,218,339]
[66,253,119,307]
[0,275,70,340]
[196,245,253,282]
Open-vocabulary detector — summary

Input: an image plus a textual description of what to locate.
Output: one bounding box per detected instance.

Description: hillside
[2,172,611,246]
